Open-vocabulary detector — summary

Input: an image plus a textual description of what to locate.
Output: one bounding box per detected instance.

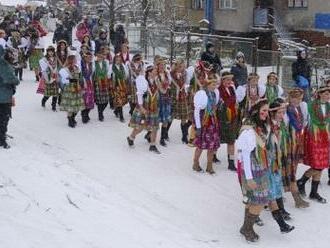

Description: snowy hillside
[1,34,330,248]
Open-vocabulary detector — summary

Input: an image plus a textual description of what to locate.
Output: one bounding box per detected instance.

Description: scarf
[202,90,218,128]
[265,84,278,105]
[219,85,237,122]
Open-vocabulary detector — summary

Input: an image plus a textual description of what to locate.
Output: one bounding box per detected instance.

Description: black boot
[228,155,237,171]
[272,209,295,233]
[113,108,119,118]
[98,105,104,122]
[160,126,167,147]
[81,110,89,124]
[213,154,220,163]
[297,174,310,197]
[127,136,134,147]
[276,197,291,221]
[72,113,77,126]
[51,97,57,112]
[0,140,10,149]
[149,145,161,154]
[165,121,172,141]
[309,180,327,203]
[119,107,125,123]
[181,123,188,144]
[144,131,151,143]
[58,93,62,106]
[67,116,75,128]
[41,96,48,108]
[129,102,136,116]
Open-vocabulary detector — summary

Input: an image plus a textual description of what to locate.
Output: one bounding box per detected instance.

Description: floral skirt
[238,154,271,206]
[194,123,220,151]
[94,82,110,105]
[29,49,43,70]
[60,83,84,113]
[44,82,59,97]
[129,108,159,131]
[304,128,329,170]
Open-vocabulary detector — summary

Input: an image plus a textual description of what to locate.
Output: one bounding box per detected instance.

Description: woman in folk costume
[6,31,28,81]
[59,52,84,128]
[155,57,172,147]
[265,72,284,105]
[93,50,112,122]
[193,78,220,174]
[128,54,144,116]
[127,65,161,154]
[218,71,240,171]
[120,39,130,64]
[81,34,96,55]
[286,88,310,208]
[297,85,330,203]
[56,40,68,106]
[236,73,266,122]
[237,99,294,243]
[111,53,129,122]
[39,46,59,111]
[170,59,192,144]
[187,60,210,147]
[80,51,95,123]
[267,98,292,220]
[27,24,44,83]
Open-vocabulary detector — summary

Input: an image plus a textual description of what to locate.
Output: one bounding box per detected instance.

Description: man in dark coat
[0,46,20,149]
[230,51,248,88]
[292,49,312,100]
[95,29,109,54]
[110,24,126,54]
[201,42,222,74]
[53,22,70,45]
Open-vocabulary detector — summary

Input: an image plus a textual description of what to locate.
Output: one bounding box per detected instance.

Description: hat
[146,64,154,72]
[317,85,330,94]
[248,73,260,81]
[155,56,166,65]
[288,88,304,98]
[269,98,288,112]
[46,46,55,52]
[221,71,234,80]
[236,51,245,59]
[132,53,142,62]
[57,40,68,46]
[205,78,218,86]
[68,49,77,58]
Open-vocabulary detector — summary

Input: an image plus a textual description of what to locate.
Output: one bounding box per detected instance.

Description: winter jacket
[230,63,248,87]
[53,25,70,45]
[0,47,20,104]
[292,58,312,83]
[95,37,109,54]
[200,51,222,73]
[110,27,126,54]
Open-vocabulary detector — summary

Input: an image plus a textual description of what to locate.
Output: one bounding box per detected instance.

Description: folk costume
[155,58,172,147]
[193,79,220,174]
[236,73,266,122]
[127,66,161,154]
[93,52,111,122]
[111,54,129,122]
[59,54,84,128]
[286,88,310,208]
[128,54,144,116]
[265,72,284,105]
[237,100,294,243]
[56,40,69,106]
[170,60,192,144]
[81,51,95,123]
[297,86,330,203]
[39,46,59,111]
[219,72,239,171]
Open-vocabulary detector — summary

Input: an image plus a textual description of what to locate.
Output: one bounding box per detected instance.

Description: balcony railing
[253,7,274,29]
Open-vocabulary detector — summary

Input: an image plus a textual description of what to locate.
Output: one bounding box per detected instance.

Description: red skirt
[304,127,329,170]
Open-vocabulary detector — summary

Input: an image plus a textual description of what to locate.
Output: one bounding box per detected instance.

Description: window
[219,0,238,9]
[288,0,308,8]
[192,0,204,9]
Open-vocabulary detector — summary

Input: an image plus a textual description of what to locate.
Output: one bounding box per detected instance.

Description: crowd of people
[1,3,330,244]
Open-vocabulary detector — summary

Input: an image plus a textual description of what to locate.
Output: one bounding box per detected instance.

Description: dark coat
[200,51,222,72]
[53,25,70,45]
[230,63,248,87]
[292,58,312,83]
[0,47,20,104]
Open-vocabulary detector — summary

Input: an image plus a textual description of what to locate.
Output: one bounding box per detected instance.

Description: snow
[1,34,330,248]
[0,0,26,6]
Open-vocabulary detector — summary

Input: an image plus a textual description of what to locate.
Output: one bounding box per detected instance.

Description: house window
[192,0,204,9]
[288,0,308,8]
[219,0,238,9]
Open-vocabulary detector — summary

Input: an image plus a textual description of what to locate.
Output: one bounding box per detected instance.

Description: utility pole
[204,0,214,34]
